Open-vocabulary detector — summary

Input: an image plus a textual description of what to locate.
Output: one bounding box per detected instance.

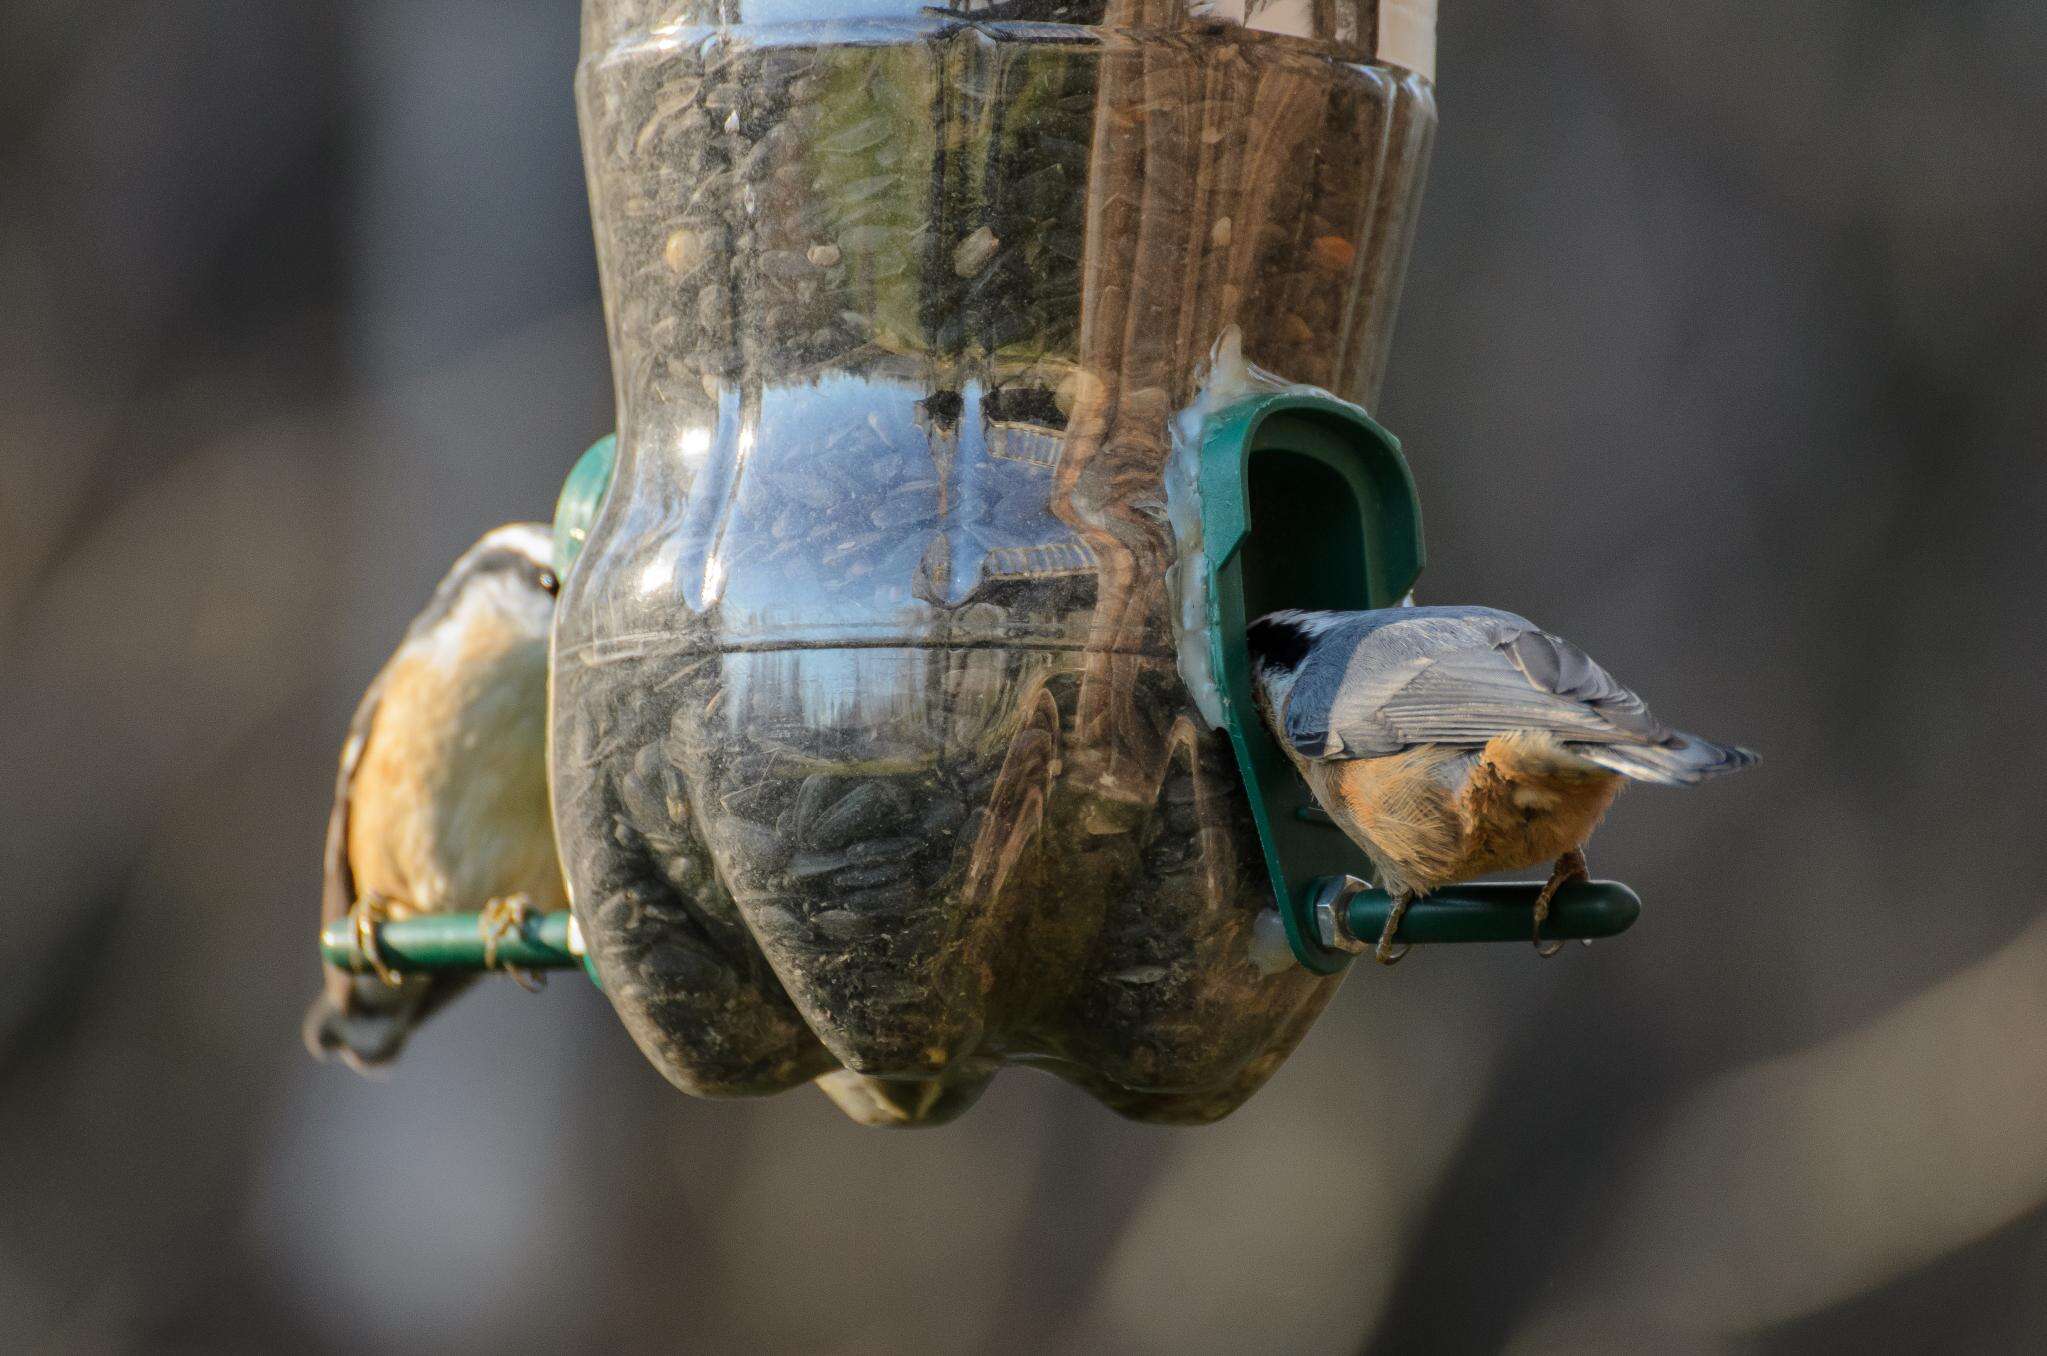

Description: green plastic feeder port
[553,433,617,578]
[1195,391,1640,971]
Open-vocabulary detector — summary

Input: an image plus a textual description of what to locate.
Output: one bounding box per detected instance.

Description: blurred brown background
[5,2,2047,1352]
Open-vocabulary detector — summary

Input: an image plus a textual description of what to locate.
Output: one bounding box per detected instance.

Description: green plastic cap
[553,433,618,578]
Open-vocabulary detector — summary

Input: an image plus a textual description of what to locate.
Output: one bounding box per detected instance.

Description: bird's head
[1247,610,1346,730]
[463,521,559,599]
[405,522,559,648]
[1247,610,1322,676]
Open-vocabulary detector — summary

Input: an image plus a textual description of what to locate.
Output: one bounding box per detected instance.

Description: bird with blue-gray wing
[1249,606,1756,965]
[303,523,566,1072]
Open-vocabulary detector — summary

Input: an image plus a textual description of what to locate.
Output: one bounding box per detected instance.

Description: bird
[303,523,566,1072]
[1247,606,1755,964]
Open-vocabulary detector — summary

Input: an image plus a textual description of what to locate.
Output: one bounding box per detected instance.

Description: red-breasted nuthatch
[303,523,565,1072]
[1249,606,1756,964]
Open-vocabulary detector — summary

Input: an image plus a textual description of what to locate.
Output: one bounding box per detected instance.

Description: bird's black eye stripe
[436,548,561,604]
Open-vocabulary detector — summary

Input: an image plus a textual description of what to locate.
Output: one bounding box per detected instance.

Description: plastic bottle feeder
[324,0,1640,1127]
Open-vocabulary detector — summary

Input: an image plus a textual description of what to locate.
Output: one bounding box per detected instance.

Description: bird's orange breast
[1314,732,1621,894]
[348,624,562,913]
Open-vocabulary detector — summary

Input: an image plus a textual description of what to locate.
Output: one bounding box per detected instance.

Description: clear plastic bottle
[556,0,1437,1124]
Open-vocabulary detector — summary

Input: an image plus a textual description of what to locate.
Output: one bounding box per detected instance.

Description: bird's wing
[1284,609,1671,759]
[318,661,391,1004]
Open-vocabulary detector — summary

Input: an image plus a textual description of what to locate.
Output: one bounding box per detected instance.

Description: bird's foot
[1532,849,1590,958]
[349,893,404,988]
[479,895,546,992]
[1375,892,1413,966]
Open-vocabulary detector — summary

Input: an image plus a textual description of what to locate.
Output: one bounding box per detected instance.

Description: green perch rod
[321,912,587,974]
[319,883,1638,979]
[1338,880,1640,946]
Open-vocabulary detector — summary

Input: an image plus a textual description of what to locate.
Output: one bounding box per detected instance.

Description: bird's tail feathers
[302,972,473,1076]
[1573,731,1758,787]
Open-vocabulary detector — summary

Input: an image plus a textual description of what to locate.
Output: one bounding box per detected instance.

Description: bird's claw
[1375,894,1413,966]
[479,895,546,992]
[1532,849,1590,959]
[349,894,404,988]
